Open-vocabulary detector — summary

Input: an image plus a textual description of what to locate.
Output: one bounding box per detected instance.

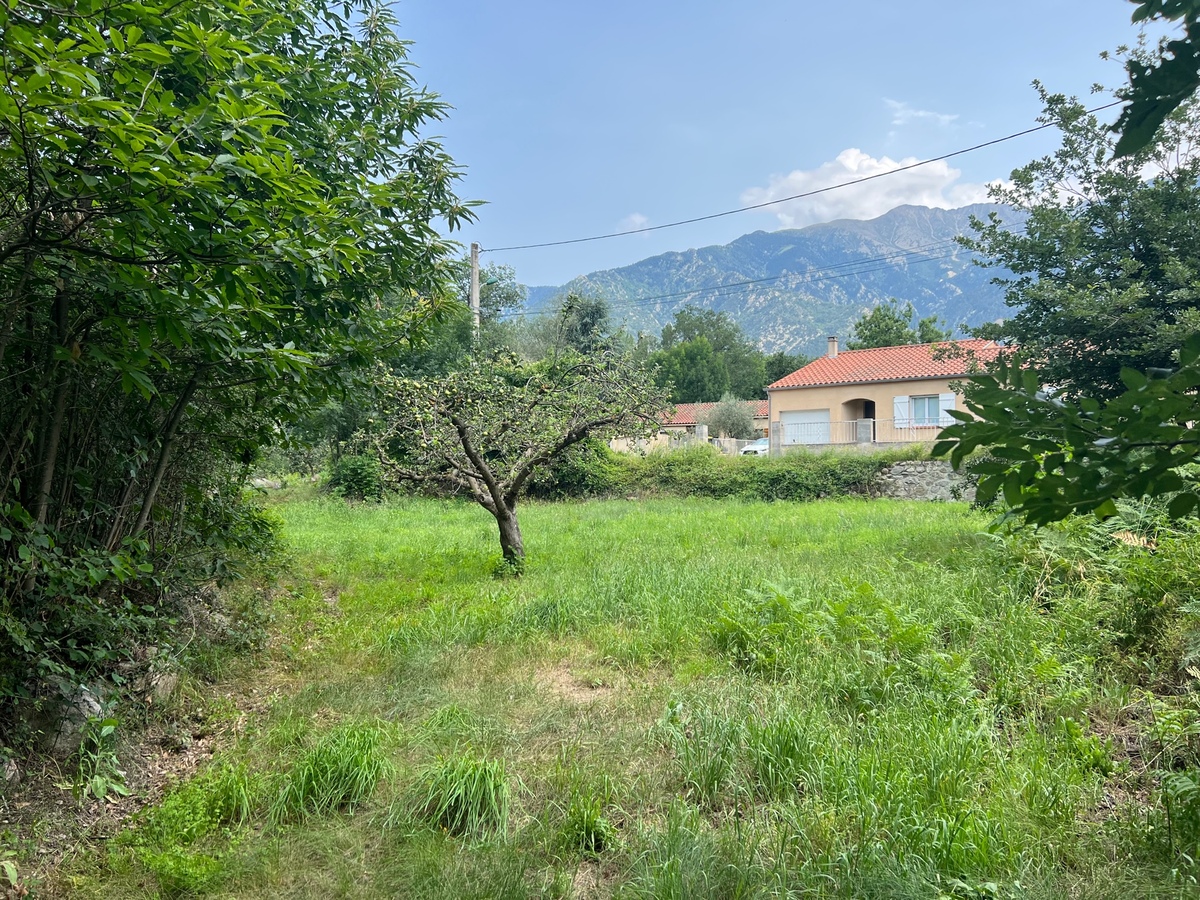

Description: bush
[326,455,385,501]
[522,438,621,500]
[612,445,918,502]
[0,489,280,742]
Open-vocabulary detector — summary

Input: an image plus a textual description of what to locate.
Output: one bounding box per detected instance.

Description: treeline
[0,0,472,734]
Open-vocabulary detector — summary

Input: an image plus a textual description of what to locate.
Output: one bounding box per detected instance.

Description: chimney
[827,336,838,358]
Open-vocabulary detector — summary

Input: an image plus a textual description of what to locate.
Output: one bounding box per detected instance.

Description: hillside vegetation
[525,204,1014,354]
[53,496,1200,899]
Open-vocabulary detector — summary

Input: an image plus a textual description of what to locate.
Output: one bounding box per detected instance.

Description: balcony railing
[778,418,945,447]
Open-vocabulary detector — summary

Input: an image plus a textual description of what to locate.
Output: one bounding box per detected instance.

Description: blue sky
[397,1,1169,287]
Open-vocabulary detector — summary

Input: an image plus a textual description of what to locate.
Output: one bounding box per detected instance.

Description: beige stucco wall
[768,377,964,444]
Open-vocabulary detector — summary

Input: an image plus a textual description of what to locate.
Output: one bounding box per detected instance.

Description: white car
[739,438,770,456]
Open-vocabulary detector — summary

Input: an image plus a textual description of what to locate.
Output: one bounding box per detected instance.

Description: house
[767,336,1004,448]
[608,399,769,453]
[660,400,769,437]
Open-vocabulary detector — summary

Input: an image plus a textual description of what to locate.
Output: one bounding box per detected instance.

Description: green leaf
[1168,492,1199,518]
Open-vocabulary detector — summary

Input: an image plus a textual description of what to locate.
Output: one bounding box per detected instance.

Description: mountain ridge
[524,203,1019,355]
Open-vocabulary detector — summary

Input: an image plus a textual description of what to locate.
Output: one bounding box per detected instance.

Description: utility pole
[469,241,481,342]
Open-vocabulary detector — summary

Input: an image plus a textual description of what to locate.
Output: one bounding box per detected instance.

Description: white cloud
[617,212,650,233]
[884,98,958,129]
[740,149,1001,228]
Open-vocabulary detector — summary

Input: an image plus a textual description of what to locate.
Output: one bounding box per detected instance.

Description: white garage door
[780,409,830,445]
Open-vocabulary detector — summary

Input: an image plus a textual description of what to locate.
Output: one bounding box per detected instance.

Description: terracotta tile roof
[662,399,769,427]
[767,339,1006,390]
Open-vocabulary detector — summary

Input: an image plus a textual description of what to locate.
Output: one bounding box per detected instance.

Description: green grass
[54,495,1200,898]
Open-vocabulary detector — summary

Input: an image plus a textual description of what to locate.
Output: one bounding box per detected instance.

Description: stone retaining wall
[870,459,974,502]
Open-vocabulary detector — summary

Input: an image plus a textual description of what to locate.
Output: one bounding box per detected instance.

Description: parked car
[739,437,769,456]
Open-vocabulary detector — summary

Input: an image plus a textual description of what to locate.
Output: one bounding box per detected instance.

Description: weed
[746,710,814,800]
[138,760,262,847]
[410,749,511,838]
[662,702,743,807]
[560,794,618,856]
[270,722,392,824]
[73,715,130,803]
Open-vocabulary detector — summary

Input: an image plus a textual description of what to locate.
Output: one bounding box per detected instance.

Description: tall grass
[57,496,1200,898]
[408,749,511,838]
[270,722,393,824]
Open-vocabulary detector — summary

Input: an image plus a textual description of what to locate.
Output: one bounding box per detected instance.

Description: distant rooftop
[768,339,1005,390]
[662,399,769,427]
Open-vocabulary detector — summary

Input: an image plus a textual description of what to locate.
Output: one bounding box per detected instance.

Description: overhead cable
[482,101,1119,254]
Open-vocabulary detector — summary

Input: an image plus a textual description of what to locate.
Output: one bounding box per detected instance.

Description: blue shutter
[938,393,956,426]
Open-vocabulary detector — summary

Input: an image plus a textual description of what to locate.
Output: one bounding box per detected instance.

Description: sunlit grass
[56,495,1200,898]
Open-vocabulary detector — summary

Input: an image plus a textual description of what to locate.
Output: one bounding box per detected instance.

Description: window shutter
[938,392,956,426]
[893,395,909,428]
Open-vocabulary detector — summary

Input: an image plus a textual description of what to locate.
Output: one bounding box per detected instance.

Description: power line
[495,223,1028,321]
[496,242,968,321]
[482,101,1119,254]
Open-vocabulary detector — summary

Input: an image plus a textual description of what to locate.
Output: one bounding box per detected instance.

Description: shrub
[326,454,385,501]
[558,445,919,503]
[522,438,621,500]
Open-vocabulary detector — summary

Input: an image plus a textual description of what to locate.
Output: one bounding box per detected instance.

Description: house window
[911,395,940,426]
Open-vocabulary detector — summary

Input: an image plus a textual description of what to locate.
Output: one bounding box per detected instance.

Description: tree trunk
[494,501,524,566]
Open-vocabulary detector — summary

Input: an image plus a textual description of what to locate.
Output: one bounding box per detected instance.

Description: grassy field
[56,496,1200,898]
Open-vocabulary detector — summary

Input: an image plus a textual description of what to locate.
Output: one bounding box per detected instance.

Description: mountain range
[524,203,1021,355]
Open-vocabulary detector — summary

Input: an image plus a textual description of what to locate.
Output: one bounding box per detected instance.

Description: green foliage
[0,0,471,730]
[847,298,953,349]
[934,337,1200,525]
[1115,1,1200,156]
[1162,770,1200,857]
[662,703,742,807]
[651,306,768,401]
[140,761,262,846]
[270,723,392,824]
[326,455,385,502]
[967,84,1200,400]
[521,439,621,501]
[560,794,619,857]
[764,350,812,385]
[119,759,263,896]
[745,710,815,800]
[699,392,756,440]
[616,446,911,502]
[138,849,224,898]
[413,750,511,838]
[74,716,130,803]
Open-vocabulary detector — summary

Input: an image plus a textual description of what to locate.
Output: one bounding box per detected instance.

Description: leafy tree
[846,300,952,350]
[765,351,812,385]
[934,338,1200,524]
[964,86,1200,399]
[653,336,729,403]
[555,293,613,354]
[938,82,1200,524]
[702,394,756,440]
[0,0,471,717]
[1114,0,1200,156]
[652,306,767,401]
[371,352,666,565]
